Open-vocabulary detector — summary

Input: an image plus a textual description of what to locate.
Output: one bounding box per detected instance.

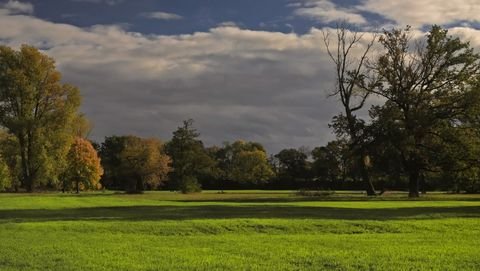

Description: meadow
[0,191,479,270]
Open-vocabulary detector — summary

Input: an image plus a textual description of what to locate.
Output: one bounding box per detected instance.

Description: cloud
[0,11,340,152]
[2,9,477,152]
[71,0,123,5]
[292,0,367,25]
[1,0,33,14]
[359,0,480,28]
[141,11,183,20]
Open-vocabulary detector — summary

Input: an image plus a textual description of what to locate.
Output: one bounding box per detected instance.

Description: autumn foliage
[65,137,103,193]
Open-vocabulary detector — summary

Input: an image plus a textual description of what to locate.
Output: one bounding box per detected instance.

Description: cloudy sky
[0,0,479,153]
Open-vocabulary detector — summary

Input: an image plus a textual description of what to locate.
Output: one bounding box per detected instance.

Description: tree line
[0,25,479,196]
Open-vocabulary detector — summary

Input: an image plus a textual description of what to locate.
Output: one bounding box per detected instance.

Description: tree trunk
[359,158,376,196]
[420,173,427,194]
[408,170,420,198]
[76,180,80,194]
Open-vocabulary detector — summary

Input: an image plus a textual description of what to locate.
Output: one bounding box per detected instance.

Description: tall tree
[322,24,378,195]
[0,45,81,191]
[370,26,480,197]
[99,136,128,189]
[165,119,215,193]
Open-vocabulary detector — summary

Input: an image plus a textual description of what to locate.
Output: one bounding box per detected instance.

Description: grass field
[0,191,479,270]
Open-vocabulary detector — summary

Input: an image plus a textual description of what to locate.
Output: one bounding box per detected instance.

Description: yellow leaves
[66,137,103,191]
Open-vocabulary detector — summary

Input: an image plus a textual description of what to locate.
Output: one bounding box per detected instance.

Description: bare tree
[322,23,378,196]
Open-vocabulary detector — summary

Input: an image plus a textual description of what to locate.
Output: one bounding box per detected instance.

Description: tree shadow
[0,205,478,223]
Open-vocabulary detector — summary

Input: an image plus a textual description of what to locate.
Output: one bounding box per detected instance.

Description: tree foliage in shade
[370,25,480,197]
[311,140,348,185]
[119,136,171,193]
[64,137,103,193]
[99,136,127,189]
[165,119,215,193]
[0,45,81,191]
[275,148,310,182]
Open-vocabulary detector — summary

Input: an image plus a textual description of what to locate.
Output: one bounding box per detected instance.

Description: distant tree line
[0,25,480,196]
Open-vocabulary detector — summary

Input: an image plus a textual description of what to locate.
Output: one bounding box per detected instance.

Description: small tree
[65,137,103,193]
[218,141,274,185]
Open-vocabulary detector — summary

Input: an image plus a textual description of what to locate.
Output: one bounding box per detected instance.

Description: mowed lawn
[0,191,479,270]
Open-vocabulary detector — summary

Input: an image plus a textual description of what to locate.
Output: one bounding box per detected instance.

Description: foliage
[219,141,274,184]
[0,45,81,191]
[0,156,12,192]
[119,136,170,193]
[99,136,128,189]
[370,25,480,197]
[275,148,310,182]
[165,119,215,193]
[64,137,103,193]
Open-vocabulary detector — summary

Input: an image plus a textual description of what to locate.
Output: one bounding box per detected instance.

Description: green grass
[0,191,479,270]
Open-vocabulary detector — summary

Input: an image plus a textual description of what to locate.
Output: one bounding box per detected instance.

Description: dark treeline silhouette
[1,25,480,196]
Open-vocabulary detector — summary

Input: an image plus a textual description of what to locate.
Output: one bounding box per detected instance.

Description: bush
[179,176,202,194]
[0,158,12,192]
[296,189,335,197]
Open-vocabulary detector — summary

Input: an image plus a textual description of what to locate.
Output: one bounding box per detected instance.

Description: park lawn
[0,191,479,270]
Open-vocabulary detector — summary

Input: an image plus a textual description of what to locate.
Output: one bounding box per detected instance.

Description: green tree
[0,156,12,192]
[0,45,81,191]
[64,137,103,193]
[220,140,274,185]
[370,26,480,197]
[275,148,310,182]
[165,119,215,193]
[99,136,128,189]
[311,141,348,186]
[119,136,170,193]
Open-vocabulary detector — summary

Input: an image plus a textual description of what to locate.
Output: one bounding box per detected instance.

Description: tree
[225,141,274,185]
[0,45,81,191]
[0,130,20,191]
[370,26,480,197]
[165,119,215,193]
[119,136,170,193]
[99,136,128,189]
[0,155,12,192]
[322,24,378,196]
[64,137,103,193]
[275,148,310,183]
[311,140,348,186]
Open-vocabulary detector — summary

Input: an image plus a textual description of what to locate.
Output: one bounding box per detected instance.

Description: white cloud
[2,0,33,14]
[360,0,480,28]
[292,0,367,25]
[141,11,183,20]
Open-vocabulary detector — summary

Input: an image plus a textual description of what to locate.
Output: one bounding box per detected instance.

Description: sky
[0,0,479,153]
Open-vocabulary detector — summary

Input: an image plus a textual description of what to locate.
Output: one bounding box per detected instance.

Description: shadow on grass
[0,205,479,223]
[174,196,480,203]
